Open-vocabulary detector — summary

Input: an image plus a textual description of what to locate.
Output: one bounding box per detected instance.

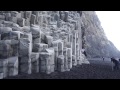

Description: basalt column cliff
[0,11,89,79]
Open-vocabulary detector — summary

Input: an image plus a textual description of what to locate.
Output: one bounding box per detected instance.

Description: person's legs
[113,65,116,70]
[114,64,118,70]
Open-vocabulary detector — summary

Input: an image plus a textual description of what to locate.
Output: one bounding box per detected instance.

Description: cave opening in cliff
[96,11,120,51]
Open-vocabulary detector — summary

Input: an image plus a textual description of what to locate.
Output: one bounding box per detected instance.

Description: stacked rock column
[39,48,55,74]
[0,27,19,78]
[19,38,32,74]
[31,25,42,73]
[72,31,77,66]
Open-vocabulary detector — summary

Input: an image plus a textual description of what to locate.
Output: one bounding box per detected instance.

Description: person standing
[111,57,120,70]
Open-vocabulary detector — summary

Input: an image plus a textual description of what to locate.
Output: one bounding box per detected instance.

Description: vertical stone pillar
[19,38,32,74]
[72,31,76,55]
[63,47,70,71]
[52,41,58,71]
[17,18,25,27]
[48,48,55,73]
[32,11,39,25]
[38,15,43,27]
[67,48,72,69]
[0,59,8,78]
[58,40,64,55]
[72,31,77,66]
[0,40,12,59]
[62,37,68,47]
[78,18,82,61]
[76,31,79,44]
[72,55,77,66]
[76,43,81,65]
[30,14,36,25]
[24,11,32,19]
[31,52,39,73]
[8,56,18,76]
[19,57,31,74]
[39,48,55,74]
[57,55,65,72]
[44,35,53,47]
[31,25,41,44]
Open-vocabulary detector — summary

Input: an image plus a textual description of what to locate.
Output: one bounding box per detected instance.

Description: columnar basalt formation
[0,11,88,79]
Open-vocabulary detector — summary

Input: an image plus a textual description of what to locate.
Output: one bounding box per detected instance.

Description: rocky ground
[5,63,120,79]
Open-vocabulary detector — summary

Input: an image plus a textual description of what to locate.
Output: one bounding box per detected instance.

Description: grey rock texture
[0,11,119,79]
[81,11,120,58]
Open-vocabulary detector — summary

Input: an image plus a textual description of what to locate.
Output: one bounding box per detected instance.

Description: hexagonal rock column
[67,34,73,43]
[32,43,48,52]
[72,55,77,66]
[5,12,11,21]
[44,35,53,47]
[67,48,72,69]
[30,14,36,25]
[0,40,19,59]
[58,40,64,55]
[39,48,55,74]
[30,25,41,44]
[62,37,68,47]
[24,11,32,19]
[0,59,8,78]
[31,52,39,73]
[46,48,55,73]
[66,42,72,48]
[38,15,43,27]
[19,38,32,74]
[76,31,79,44]
[19,38,31,57]
[19,57,31,74]
[52,40,59,71]
[57,55,65,72]
[76,43,81,65]
[20,32,33,52]
[32,11,39,24]
[8,56,18,76]
[0,27,12,39]
[63,47,70,71]
[17,18,25,27]
[72,31,77,66]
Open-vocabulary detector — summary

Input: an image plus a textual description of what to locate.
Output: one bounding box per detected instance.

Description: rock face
[0,11,89,79]
[81,11,120,58]
[0,11,119,79]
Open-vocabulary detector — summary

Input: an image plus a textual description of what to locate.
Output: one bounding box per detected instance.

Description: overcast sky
[95,11,120,51]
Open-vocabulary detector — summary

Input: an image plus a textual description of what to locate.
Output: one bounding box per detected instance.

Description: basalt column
[72,31,77,66]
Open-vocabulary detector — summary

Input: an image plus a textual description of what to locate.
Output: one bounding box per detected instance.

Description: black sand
[5,62,120,79]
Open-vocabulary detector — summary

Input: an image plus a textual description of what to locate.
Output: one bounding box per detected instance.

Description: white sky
[95,11,120,51]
